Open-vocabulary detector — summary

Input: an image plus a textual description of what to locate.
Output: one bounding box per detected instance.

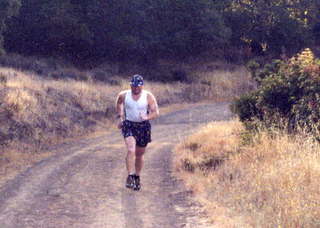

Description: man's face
[131,85,143,95]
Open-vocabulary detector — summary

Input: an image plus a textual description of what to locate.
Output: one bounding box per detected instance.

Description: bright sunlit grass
[174,120,320,227]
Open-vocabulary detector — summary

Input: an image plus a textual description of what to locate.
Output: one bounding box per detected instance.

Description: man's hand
[139,112,149,121]
[116,114,124,129]
[117,120,123,129]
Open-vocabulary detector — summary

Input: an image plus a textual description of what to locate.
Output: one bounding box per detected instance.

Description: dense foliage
[1,0,320,64]
[0,0,20,55]
[232,48,320,136]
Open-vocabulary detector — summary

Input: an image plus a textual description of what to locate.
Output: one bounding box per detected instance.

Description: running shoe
[133,175,141,191]
[126,175,135,189]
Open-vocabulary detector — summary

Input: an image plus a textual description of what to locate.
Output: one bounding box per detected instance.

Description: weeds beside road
[174,120,320,227]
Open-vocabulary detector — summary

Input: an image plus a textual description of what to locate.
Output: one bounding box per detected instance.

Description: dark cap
[130,74,144,87]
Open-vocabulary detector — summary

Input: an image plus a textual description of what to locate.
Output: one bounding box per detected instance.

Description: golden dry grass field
[174,120,320,227]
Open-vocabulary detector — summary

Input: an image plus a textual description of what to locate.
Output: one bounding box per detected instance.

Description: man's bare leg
[124,136,136,175]
[132,145,146,190]
[135,146,146,176]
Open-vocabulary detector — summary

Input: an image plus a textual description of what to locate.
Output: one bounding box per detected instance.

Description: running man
[115,74,159,191]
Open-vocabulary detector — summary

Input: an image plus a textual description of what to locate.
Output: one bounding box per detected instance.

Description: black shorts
[121,120,152,147]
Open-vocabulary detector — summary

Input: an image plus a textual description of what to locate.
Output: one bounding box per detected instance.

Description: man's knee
[126,143,136,156]
[136,147,146,157]
[125,136,136,154]
[127,147,135,156]
[136,153,144,159]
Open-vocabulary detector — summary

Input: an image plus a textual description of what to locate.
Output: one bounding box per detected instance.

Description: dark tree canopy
[0,0,21,54]
[2,0,320,64]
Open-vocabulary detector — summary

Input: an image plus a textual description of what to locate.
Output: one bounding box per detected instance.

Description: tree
[5,0,231,63]
[224,0,316,57]
[8,0,320,63]
[4,0,91,63]
[0,0,20,55]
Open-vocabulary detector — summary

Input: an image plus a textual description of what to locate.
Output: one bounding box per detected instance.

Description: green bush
[0,73,7,86]
[246,59,282,84]
[246,59,260,80]
[231,92,260,122]
[233,48,320,135]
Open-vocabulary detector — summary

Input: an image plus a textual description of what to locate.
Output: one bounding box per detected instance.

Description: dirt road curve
[0,102,233,228]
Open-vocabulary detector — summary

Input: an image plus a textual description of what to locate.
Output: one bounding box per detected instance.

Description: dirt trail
[0,102,233,228]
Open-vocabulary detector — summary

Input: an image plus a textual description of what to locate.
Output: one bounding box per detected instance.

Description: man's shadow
[121,188,144,228]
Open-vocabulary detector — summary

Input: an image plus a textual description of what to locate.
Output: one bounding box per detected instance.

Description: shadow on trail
[121,189,144,228]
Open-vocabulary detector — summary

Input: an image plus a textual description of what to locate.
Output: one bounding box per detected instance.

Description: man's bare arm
[115,92,126,121]
[146,93,159,120]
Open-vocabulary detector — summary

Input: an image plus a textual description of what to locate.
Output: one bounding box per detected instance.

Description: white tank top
[124,90,148,122]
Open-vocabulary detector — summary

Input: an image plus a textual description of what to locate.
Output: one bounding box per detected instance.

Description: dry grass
[175,66,255,103]
[191,66,255,101]
[0,62,252,144]
[174,120,320,227]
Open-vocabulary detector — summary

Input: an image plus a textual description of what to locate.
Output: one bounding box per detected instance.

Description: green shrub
[0,73,7,86]
[246,59,260,80]
[231,92,260,122]
[246,59,282,84]
[233,48,320,136]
